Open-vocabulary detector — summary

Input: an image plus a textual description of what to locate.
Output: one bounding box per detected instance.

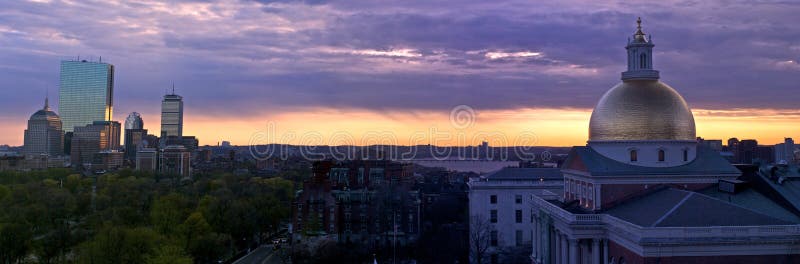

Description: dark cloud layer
[0,0,799,122]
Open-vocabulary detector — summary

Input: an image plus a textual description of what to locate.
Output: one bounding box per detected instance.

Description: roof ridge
[651,191,693,227]
[689,190,795,224]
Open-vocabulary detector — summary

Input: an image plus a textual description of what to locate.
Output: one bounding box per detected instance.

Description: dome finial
[637,17,642,30]
[44,95,50,111]
[634,17,647,42]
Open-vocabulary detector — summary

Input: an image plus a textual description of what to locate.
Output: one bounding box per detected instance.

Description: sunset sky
[1,0,798,147]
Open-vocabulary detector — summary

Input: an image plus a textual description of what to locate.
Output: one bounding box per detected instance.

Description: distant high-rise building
[180,136,198,153]
[757,145,775,164]
[136,148,158,173]
[775,138,796,164]
[92,151,123,170]
[124,112,143,130]
[70,121,121,167]
[727,137,740,152]
[737,139,758,164]
[63,132,73,155]
[124,112,147,162]
[142,134,159,149]
[23,98,64,157]
[58,59,114,132]
[697,137,723,152]
[160,145,191,178]
[160,92,183,141]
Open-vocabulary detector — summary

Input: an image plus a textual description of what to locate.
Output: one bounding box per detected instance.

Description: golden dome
[589,80,696,141]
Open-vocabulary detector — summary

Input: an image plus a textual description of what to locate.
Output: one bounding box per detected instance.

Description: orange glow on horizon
[1,107,798,147]
[175,107,800,147]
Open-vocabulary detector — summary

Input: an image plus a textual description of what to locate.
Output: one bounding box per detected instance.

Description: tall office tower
[124,112,147,162]
[59,59,115,132]
[70,121,121,167]
[160,91,184,142]
[23,98,64,157]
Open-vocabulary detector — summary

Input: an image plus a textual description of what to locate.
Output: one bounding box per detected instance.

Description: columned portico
[569,239,579,264]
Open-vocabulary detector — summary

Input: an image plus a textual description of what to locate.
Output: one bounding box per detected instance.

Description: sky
[0,0,799,147]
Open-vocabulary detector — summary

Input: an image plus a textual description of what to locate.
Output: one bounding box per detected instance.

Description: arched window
[640,53,647,68]
[658,149,665,162]
[683,149,688,161]
[630,150,638,162]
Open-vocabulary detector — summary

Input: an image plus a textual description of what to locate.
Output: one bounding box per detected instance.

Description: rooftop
[564,145,740,176]
[604,188,795,227]
[482,167,563,181]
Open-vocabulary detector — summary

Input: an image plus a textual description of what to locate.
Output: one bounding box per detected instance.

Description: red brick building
[292,159,420,248]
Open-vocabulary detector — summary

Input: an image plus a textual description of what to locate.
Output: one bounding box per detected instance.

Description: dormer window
[658,149,665,162]
[630,150,638,162]
[683,149,688,161]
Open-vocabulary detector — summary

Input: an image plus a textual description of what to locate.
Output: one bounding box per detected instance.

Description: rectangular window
[369,168,384,185]
[515,230,523,246]
[490,195,497,204]
[490,210,498,223]
[515,194,522,204]
[515,210,522,223]
[490,231,498,247]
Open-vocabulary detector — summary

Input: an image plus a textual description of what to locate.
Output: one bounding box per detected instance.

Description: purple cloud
[0,0,798,127]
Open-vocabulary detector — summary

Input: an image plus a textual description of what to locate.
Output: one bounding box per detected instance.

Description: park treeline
[0,168,296,264]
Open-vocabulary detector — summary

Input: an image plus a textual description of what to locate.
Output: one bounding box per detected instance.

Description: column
[581,241,590,264]
[536,219,542,263]
[554,230,560,264]
[591,239,600,264]
[532,216,538,259]
[602,239,609,264]
[560,234,568,264]
[569,239,579,264]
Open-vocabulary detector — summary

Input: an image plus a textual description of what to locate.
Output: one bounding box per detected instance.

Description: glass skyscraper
[124,112,147,162]
[59,60,114,133]
[160,93,183,139]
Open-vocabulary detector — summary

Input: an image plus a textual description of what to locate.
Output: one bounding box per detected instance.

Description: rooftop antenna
[44,87,49,110]
[99,56,102,63]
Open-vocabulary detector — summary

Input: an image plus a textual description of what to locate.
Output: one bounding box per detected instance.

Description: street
[233,245,290,264]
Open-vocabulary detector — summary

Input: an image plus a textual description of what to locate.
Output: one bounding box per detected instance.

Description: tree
[181,211,228,262]
[78,226,160,264]
[0,223,32,264]
[470,215,496,264]
[146,245,192,264]
[151,193,190,235]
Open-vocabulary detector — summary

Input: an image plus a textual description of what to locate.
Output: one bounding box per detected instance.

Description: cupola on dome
[588,18,695,142]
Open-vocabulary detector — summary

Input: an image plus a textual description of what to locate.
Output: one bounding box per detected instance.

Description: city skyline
[1,1,799,146]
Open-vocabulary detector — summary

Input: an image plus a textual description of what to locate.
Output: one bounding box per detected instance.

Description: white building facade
[469,167,563,264]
